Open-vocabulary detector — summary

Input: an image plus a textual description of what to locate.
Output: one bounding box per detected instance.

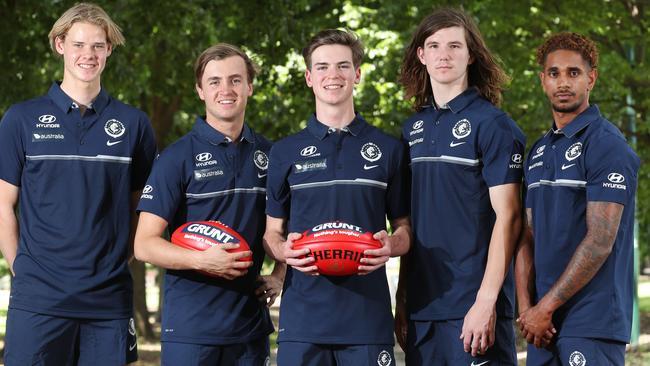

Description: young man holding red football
[0,3,156,364]
[396,8,525,365]
[134,44,284,365]
[264,29,411,365]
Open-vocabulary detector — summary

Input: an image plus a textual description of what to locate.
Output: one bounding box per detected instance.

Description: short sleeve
[265,144,292,218]
[479,114,526,187]
[136,149,185,223]
[0,106,26,186]
[131,112,157,191]
[585,136,639,205]
[385,140,410,220]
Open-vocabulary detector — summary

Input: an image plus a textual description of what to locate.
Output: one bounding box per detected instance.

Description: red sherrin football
[171,221,252,263]
[292,222,382,276]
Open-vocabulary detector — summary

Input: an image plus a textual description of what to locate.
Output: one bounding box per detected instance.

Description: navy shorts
[405,318,517,365]
[4,308,137,366]
[161,337,270,366]
[277,342,395,366]
[525,336,625,366]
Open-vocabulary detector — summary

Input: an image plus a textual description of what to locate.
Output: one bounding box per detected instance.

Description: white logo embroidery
[104,119,125,138]
[196,152,212,162]
[364,164,379,170]
[561,163,576,170]
[38,114,57,124]
[565,142,582,161]
[568,351,586,366]
[536,145,546,154]
[450,141,466,147]
[452,119,471,139]
[128,318,137,336]
[106,140,123,146]
[300,145,318,157]
[361,142,382,162]
[254,150,269,170]
[412,120,424,130]
[608,172,625,183]
[142,185,153,194]
[511,154,523,164]
[471,361,489,366]
[258,172,268,178]
[377,350,392,366]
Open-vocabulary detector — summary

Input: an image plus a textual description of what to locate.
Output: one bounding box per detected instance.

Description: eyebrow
[205,74,244,81]
[314,61,352,67]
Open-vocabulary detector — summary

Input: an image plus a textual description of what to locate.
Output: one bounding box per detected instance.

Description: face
[55,22,112,86]
[305,44,360,108]
[417,26,472,88]
[540,49,596,114]
[196,56,253,124]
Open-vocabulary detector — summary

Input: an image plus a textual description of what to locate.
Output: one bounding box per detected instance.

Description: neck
[206,115,245,142]
[430,79,467,108]
[315,100,356,129]
[60,77,101,107]
[553,104,590,130]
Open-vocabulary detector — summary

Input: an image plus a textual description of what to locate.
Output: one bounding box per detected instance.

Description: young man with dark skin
[516,32,639,366]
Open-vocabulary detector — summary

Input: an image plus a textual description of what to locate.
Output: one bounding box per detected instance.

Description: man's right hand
[194,244,253,280]
[280,232,319,275]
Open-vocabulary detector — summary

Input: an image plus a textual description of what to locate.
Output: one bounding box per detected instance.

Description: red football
[171,221,252,264]
[292,222,382,276]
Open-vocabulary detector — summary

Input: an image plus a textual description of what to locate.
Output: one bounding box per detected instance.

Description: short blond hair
[48,3,125,54]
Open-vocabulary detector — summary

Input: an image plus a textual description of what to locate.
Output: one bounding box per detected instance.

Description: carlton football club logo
[568,350,586,366]
[128,318,136,336]
[377,350,392,366]
[361,142,382,162]
[452,119,471,139]
[565,142,583,161]
[254,150,269,170]
[104,119,125,138]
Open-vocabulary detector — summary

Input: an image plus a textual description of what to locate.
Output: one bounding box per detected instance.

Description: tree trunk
[130,260,154,341]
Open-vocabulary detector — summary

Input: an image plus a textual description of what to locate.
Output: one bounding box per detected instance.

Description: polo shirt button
[552,145,556,149]
[80,141,84,145]
[431,140,435,144]
[545,164,550,169]
[77,123,81,127]
[435,120,440,125]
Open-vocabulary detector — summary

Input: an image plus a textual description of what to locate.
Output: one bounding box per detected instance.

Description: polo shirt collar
[425,87,479,113]
[307,113,366,140]
[546,104,600,138]
[192,117,254,145]
[48,81,109,114]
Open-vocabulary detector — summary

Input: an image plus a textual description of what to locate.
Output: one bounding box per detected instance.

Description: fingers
[373,230,389,241]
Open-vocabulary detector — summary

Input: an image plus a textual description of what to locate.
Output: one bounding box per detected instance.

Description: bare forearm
[477,209,520,302]
[135,234,200,270]
[388,217,412,257]
[540,201,622,311]
[263,228,286,262]
[0,208,18,273]
[515,227,535,311]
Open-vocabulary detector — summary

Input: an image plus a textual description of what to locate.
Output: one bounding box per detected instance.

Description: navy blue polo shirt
[524,105,639,342]
[0,82,156,319]
[137,117,273,345]
[402,88,525,321]
[266,113,409,345]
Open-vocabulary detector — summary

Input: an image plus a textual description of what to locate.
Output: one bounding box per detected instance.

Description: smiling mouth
[78,64,96,69]
[218,99,235,104]
[324,85,343,90]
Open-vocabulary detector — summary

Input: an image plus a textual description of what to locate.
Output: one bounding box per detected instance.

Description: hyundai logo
[300,146,318,157]
[196,152,212,162]
[607,173,625,183]
[511,154,523,164]
[536,145,545,154]
[38,114,57,124]
[412,120,423,130]
[142,185,153,194]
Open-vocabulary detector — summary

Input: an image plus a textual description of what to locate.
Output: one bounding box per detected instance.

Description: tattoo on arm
[547,201,623,305]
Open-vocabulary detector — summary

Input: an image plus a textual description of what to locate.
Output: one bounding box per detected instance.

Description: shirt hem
[9,302,131,320]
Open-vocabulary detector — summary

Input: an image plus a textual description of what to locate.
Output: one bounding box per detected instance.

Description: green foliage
[1,0,649,262]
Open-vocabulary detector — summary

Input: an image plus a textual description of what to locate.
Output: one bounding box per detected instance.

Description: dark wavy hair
[400,8,509,111]
[302,29,364,69]
[536,32,599,69]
